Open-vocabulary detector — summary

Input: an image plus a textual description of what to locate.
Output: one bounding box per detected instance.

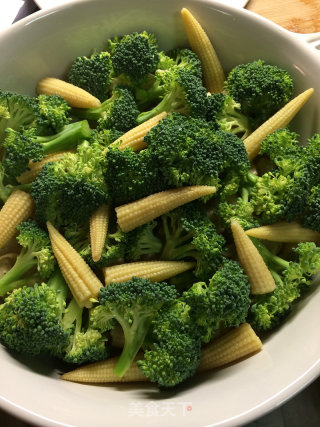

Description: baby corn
[231,219,276,294]
[47,221,103,308]
[244,88,314,161]
[245,221,320,243]
[0,190,34,249]
[90,204,110,263]
[17,151,72,184]
[181,8,225,93]
[61,355,147,383]
[103,260,195,285]
[37,77,101,108]
[197,323,262,372]
[116,185,216,232]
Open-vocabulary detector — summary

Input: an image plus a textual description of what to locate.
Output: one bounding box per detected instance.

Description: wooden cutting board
[246,0,320,33]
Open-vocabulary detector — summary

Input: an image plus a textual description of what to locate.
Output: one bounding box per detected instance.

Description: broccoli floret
[167,48,202,79]
[2,120,91,177]
[0,269,70,356]
[62,298,110,365]
[125,220,162,261]
[72,87,139,132]
[0,91,37,142]
[249,240,320,331]
[0,163,32,204]
[31,141,108,226]
[104,146,166,205]
[94,277,178,377]
[108,31,160,82]
[217,188,259,230]
[183,259,251,342]
[137,299,201,387]
[144,113,222,189]
[260,128,301,163]
[67,51,113,101]
[302,185,320,232]
[206,93,250,139]
[144,114,249,190]
[0,220,56,297]
[36,94,71,135]
[137,69,208,123]
[225,60,293,128]
[160,202,226,280]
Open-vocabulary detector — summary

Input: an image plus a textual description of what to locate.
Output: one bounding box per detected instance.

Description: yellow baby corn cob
[17,151,72,184]
[231,219,276,294]
[197,323,262,372]
[37,77,101,108]
[103,260,195,285]
[181,8,225,93]
[116,185,216,232]
[0,190,34,249]
[244,88,314,161]
[245,221,320,243]
[103,112,167,154]
[90,204,110,263]
[61,355,147,383]
[47,221,103,308]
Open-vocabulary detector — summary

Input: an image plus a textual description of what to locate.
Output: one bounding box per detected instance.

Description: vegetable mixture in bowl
[0,1,320,425]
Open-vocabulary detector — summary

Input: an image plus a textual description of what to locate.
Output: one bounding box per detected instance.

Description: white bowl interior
[0,1,320,426]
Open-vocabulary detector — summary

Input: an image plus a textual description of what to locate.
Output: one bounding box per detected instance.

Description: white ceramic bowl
[1,1,320,426]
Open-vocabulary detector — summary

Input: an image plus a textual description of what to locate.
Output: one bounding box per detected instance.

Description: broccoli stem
[160,216,194,260]
[62,298,83,330]
[48,269,69,311]
[72,98,113,121]
[136,89,184,124]
[37,121,91,155]
[251,237,290,271]
[0,245,38,296]
[113,310,154,377]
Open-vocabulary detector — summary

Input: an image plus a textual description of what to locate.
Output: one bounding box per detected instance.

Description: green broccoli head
[167,48,202,79]
[260,128,301,164]
[0,220,56,297]
[160,202,226,280]
[206,93,250,139]
[183,259,251,342]
[108,31,160,82]
[3,120,91,177]
[0,270,69,356]
[104,146,166,205]
[62,298,110,365]
[138,299,201,388]
[96,276,178,377]
[302,185,320,232]
[73,87,139,132]
[0,91,37,142]
[144,113,223,189]
[64,329,110,365]
[225,59,293,128]
[137,68,208,123]
[249,241,320,331]
[31,142,108,227]
[36,94,71,135]
[67,51,113,101]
